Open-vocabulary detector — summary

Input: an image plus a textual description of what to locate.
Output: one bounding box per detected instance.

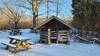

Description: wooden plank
[50,37,57,39]
[59,30,67,32]
[76,36,93,42]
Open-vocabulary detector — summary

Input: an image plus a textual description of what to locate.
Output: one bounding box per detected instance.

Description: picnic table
[2,36,32,53]
[9,29,22,35]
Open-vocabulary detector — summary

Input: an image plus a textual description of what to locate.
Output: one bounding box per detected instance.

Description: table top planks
[9,36,30,40]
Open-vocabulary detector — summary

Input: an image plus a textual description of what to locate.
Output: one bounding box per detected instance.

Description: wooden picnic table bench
[1,36,33,53]
[1,42,16,49]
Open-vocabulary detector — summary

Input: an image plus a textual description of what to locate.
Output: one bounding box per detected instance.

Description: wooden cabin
[35,16,71,44]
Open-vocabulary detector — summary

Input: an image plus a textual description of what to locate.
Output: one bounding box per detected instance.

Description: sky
[0,0,73,20]
[38,0,73,19]
[0,0,4,7]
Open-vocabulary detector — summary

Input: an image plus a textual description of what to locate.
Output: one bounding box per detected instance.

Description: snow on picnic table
[0,29,100,56]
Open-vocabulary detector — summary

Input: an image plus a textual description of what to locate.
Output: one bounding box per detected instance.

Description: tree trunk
[15,22,18,29]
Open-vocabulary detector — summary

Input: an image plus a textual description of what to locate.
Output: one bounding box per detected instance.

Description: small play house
[35,16,71,44]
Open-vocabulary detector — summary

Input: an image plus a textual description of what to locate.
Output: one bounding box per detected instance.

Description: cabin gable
[40,18,70,31]
[36,16,71,31]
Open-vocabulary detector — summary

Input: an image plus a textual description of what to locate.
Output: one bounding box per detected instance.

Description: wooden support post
[48,29,51,44]
[57,33,60,44]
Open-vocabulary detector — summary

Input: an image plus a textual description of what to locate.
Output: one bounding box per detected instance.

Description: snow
[9,36,30,40]
[0,29,100,56]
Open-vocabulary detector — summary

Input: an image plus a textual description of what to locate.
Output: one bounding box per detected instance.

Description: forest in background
[0,15,72,30]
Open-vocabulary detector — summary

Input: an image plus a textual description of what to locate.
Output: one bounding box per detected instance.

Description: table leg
[9,38,14,44]
[5,46,9,49]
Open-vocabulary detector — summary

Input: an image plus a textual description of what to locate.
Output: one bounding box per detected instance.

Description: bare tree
[16,0,43,31]
[46,0,49,19]
[0,4,22,35]
[56,0,59,17]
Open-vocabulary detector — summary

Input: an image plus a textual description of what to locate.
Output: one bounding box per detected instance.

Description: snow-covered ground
[0,29,100,56]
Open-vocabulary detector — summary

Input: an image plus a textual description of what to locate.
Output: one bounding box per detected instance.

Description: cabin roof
[35,16,72,30]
